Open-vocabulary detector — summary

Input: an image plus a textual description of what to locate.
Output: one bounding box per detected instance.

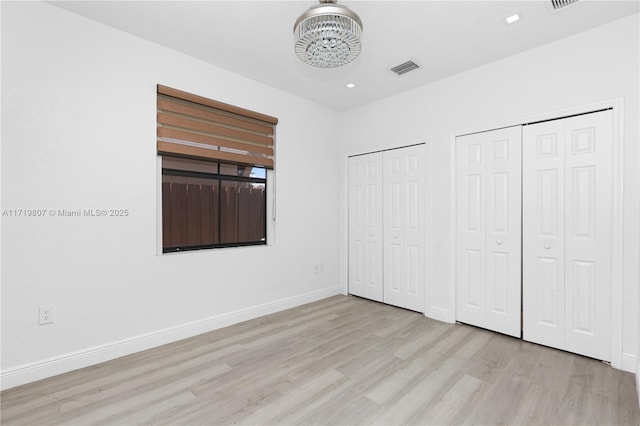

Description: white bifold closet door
[348,145,425,312]
[348,152,384,302]
[456,126,522,337]
[523,110,613,361]
[383,145,425,312]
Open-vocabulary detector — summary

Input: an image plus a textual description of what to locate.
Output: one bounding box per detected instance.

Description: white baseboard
[636,359,640,410]
[425,305,455,324]
[0,286,342,391]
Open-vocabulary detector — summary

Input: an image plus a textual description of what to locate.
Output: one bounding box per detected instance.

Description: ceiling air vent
[390,60,420,76]
[550,0,580,11]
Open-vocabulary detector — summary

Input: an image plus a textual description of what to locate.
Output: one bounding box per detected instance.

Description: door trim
[449,98,625,370]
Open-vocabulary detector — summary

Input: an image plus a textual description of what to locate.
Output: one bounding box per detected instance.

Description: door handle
[544,244,551,249]
[496,240,502,245]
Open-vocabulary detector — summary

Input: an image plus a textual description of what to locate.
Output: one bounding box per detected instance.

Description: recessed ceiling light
[505,13,520,24]
[346,83,356,88]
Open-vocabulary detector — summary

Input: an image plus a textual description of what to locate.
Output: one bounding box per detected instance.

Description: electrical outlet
[39,306,55,325]
[319,263,324,273]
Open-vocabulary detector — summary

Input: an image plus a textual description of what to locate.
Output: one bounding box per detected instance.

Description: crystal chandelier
[293,0,363,68]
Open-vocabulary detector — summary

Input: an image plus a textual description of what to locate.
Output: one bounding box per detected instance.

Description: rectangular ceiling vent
[390,60,420,76]
[550,0,580,11]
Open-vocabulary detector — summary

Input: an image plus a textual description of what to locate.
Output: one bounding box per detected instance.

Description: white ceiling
[51,0,639,111]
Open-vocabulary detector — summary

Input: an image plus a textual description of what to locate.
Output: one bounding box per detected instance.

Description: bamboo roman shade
[157,85,278,169]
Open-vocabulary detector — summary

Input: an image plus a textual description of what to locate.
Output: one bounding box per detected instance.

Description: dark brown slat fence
[162,183,264,248]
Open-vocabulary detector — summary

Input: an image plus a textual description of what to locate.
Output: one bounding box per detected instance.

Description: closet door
[564,111,612,360]
[523,110,613,361]
[348,153,383,302]
[383,145,425,312]
[456,126,522,337]
[485,128,522,336]
[522,120,566,349]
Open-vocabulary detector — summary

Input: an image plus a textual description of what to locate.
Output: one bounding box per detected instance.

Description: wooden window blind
[157,85,278,168]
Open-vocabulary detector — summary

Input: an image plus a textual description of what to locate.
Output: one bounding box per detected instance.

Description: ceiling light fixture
[505,13,520,24]
[294,0,363,68]
[346,83,356,88]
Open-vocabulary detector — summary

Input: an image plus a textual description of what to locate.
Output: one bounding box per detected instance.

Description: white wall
[339,14,640,371]
[1,2,342,389]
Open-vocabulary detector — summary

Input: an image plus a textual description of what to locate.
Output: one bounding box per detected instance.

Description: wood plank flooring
[2,295,639,425]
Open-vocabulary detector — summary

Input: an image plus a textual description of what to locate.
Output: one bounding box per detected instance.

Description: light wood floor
[2,295,639,425]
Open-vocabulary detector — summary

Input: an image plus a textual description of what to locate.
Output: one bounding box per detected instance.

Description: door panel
[383,145,425,312]
[456,126,521,337]
[537,257,561,327]
[523,120,565,349]
[465,249,482,308]
[456,134,486,327]
[485,129,522,337]
[486,251,508,313]
[349,153,383,302]
[523,110,612,361]
[563,111,612,361]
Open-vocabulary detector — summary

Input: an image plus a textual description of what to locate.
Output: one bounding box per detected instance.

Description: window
[157,85,277,252]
